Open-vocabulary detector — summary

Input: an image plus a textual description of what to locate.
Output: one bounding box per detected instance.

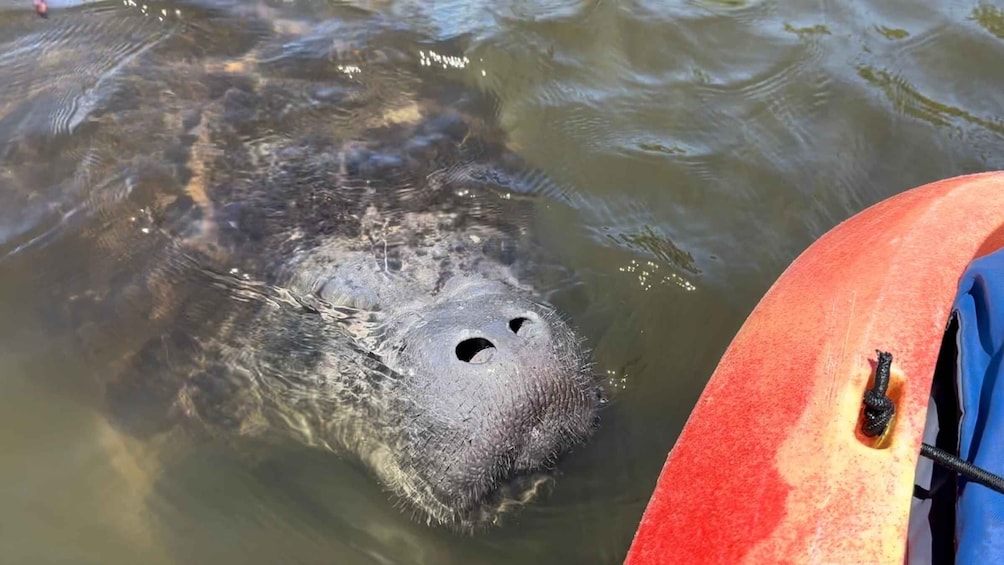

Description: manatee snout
[381,278,602,528]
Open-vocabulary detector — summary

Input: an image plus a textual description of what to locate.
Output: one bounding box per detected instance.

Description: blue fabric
[955,247,1004,564]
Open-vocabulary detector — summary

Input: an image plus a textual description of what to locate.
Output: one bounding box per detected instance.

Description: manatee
[8,7,605,531]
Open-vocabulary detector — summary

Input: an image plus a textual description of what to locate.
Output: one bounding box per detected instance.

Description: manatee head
[269,196,604,529]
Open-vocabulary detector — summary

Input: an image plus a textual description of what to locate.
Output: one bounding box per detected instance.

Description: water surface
[2,0,1003,563]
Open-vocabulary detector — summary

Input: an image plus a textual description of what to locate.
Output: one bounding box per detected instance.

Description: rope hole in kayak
[856,350,901,449]
[861,348,1004,493]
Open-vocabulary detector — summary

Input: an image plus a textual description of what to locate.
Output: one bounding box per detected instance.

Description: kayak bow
[626,172,1004,564]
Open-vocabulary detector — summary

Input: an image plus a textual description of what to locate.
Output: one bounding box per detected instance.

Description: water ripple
[0,3,189,260]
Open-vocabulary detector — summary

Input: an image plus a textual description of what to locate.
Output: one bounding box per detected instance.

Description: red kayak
[625,172,1004,564]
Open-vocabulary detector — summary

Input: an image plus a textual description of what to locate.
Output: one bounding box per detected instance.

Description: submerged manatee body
[25,7,604,530]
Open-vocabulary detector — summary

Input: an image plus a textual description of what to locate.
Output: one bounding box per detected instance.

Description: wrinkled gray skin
[16,7,604,531]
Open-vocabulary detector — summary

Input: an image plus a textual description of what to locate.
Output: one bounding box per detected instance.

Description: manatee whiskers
[387,451,559,532]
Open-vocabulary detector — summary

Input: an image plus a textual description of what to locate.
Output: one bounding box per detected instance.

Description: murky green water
[1,0,1003,563]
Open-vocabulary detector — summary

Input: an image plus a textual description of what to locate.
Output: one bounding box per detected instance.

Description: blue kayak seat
[909,246,1004,565]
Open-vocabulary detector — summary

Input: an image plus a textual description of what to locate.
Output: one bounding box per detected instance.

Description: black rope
[921,443,1004,494]
[861,350,1004,496]
[862,350,896,437]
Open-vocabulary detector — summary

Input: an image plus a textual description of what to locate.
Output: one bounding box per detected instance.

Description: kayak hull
[625,172,1004,564]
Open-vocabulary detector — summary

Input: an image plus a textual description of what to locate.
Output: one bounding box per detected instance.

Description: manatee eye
[456,337,495,364]
[508,317,529,335]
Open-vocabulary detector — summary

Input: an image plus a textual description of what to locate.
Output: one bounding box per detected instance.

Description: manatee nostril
[508,317,530,335]
[456,337,495,364]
